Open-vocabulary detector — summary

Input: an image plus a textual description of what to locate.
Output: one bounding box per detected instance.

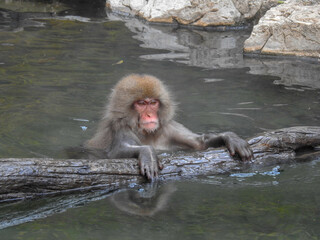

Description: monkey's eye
[134,99,160,110]
[137,100,147,106]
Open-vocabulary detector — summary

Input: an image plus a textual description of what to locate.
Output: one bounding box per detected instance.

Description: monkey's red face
[134,98,160,133]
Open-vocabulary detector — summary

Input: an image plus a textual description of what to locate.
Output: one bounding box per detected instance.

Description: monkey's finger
[242,146,253,161]
[140,164,145,177]
[238,147,247,160]
[145,166,153,180]
[242,148,251,161]
[238,151,246,161]
[244,150,251,161]
[153,168,158,178]
[250,149,254,160]
[228,145,236,156]
[158,160,164,170]
[235,146,246,161]
[248,149,254,161]
[146,170,151,180]
[244,148,251,161]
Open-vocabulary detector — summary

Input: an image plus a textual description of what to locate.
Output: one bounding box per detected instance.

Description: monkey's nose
[145,112,153,117]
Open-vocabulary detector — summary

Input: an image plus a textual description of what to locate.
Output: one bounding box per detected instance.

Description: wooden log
[0,126,320,203]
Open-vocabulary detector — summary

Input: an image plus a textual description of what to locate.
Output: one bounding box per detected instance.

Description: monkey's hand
[138,146,163,180]
[222,132,253,161]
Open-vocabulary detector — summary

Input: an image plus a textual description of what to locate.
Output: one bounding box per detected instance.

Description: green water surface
[0,1,319,239]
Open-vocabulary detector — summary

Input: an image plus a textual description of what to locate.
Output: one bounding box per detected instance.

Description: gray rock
[106,0,276,26]
[244,0,320,59]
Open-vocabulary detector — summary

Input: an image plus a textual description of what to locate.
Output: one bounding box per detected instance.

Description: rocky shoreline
[106,0,320,60]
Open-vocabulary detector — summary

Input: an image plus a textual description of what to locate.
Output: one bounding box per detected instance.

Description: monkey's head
[106,74,176,133]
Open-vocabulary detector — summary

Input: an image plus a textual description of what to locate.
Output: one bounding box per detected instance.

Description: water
[0,1,320,239]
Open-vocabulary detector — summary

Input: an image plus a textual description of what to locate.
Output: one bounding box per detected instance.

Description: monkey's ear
[159,97,176,124]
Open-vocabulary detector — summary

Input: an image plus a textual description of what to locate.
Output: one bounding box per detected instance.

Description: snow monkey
[86,74,253,180]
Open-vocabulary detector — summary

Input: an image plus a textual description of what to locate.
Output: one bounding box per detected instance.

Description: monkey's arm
[107,129,163,180]
[167,121,204,150]
[169,121,253,161]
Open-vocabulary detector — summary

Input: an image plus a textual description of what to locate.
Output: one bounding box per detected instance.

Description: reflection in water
[0,8,50,31]
[108,13,320,90]
[108,14,248,69]
[0,182,175,229]
[0,190,111,229]
[110,182,176,216]
[0,0,108,32]
[247,57,320,90]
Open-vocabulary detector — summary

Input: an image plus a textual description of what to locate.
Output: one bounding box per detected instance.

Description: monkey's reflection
[110,182,176,216]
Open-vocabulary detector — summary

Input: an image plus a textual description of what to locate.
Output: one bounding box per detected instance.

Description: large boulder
[244,0,320,59]
[106,0,278,27]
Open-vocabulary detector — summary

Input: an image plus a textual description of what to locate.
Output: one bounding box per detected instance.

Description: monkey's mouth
[140,121,159,131]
